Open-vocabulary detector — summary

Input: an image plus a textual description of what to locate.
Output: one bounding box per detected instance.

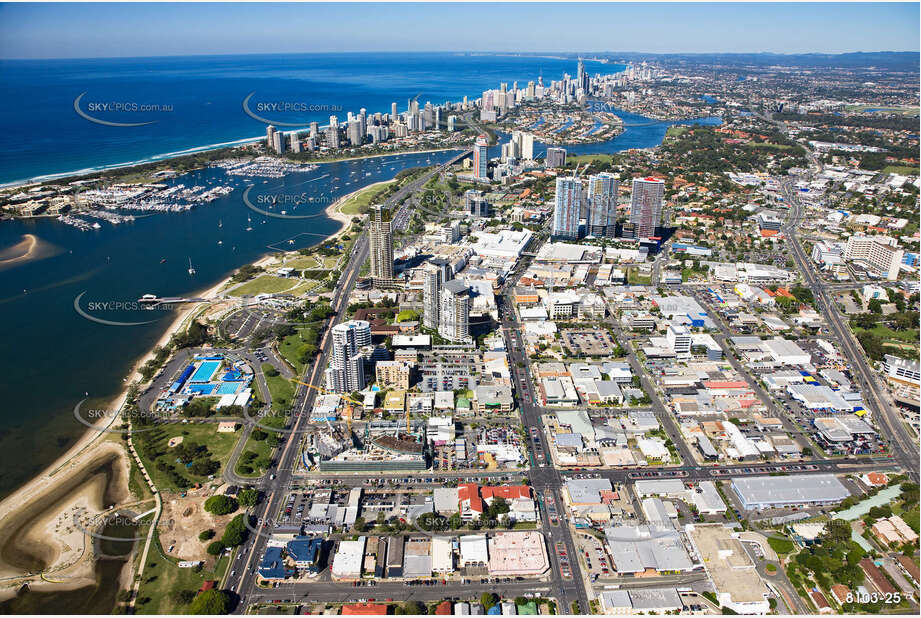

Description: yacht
[188,257,196,276]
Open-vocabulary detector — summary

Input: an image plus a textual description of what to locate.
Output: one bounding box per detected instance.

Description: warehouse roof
[731,474,849,507]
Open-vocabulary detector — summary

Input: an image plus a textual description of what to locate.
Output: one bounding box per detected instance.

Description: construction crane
[288,378,364,433]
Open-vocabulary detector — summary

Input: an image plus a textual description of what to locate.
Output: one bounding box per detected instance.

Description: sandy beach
[0,178,373,601]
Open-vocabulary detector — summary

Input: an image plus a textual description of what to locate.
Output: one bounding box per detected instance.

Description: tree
[204,495,238,515]
[206,541,225,556]
[403,601,426,615]
[189,589,231,615]
[221,514,248,547]
[177,590,197,605]
[198,529,215,541]
[238,489,259,507]
[480,592,497,610]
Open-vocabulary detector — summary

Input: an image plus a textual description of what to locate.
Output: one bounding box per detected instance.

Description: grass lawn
[882,165,920,175]
[134,423,244,492]
[665,126,689,137]
[566,153,616,165]
[235,415,285,477]
[134,531,229,615]
[339,180,398,215]
[767,536,795,555]
[845,104,919,115]
[854,324,920,345]
[277,326,318,375]
[744,142,794,150]
[262,363,296,410]
[282,253,340,271]
[229,275,305,297]
[682,266,709,282]
[626,267,652,285]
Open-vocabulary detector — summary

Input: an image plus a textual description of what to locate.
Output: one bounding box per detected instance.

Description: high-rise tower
[369,204,394,286]
[628,177,665,240]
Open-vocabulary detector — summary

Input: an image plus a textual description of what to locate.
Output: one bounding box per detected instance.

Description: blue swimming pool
[216,382,240,396]
[187,383,216,395]
[190,360,221,383]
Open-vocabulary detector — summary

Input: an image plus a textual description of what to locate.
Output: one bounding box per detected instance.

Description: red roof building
[480,485,531,502]
[342,603,389,615]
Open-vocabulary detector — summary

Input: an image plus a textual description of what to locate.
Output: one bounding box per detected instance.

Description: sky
[0,2,918,59]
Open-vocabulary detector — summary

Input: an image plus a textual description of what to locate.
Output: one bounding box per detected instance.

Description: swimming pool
[190,360,221,383]
[187,383,216,395]
[216,382,240,396]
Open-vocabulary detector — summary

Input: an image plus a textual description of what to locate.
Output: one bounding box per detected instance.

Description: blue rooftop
[286,537,322,564]
[258,546,287,580]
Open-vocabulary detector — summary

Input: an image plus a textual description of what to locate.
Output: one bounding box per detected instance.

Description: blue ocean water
[0,52,625,185]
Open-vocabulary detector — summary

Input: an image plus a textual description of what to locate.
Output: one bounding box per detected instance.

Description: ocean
[0,52,720,501]
[0,52,627,186]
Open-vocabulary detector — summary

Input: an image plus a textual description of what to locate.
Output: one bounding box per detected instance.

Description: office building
[552,176,584,240]
[423,258,452,330]
[586,172,619,237]
[629,177,665,240]
[369,205,395,286]
[473,134,489,180]
[439,280,471,342]
[666,323,692,356]
[545,147,567,168]
[326,320,372,393]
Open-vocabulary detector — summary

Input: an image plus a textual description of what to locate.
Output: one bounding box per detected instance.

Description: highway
[780,178,919,482]
[228,152,471,611]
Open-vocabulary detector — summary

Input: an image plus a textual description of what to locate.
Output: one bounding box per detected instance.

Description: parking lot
[561,329,618,357]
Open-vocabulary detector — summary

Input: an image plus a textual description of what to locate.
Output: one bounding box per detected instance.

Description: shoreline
[0,132,463,192]
[0,179,372,599]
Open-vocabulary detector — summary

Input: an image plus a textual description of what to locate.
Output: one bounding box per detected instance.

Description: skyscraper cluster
[551,172,621,239]
[501,131,535,162]
[422,260,470,343]
[325,320,372,393]
[551,174,664,241]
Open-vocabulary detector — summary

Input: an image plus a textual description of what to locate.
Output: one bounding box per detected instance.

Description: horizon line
[2,49,918,62]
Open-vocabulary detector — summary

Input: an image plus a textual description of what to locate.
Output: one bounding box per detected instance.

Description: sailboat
[188,257,196,276]
[245,215,253,231]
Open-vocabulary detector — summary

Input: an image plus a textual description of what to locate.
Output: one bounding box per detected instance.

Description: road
[780,178,919,482]
[228,152,471,610]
